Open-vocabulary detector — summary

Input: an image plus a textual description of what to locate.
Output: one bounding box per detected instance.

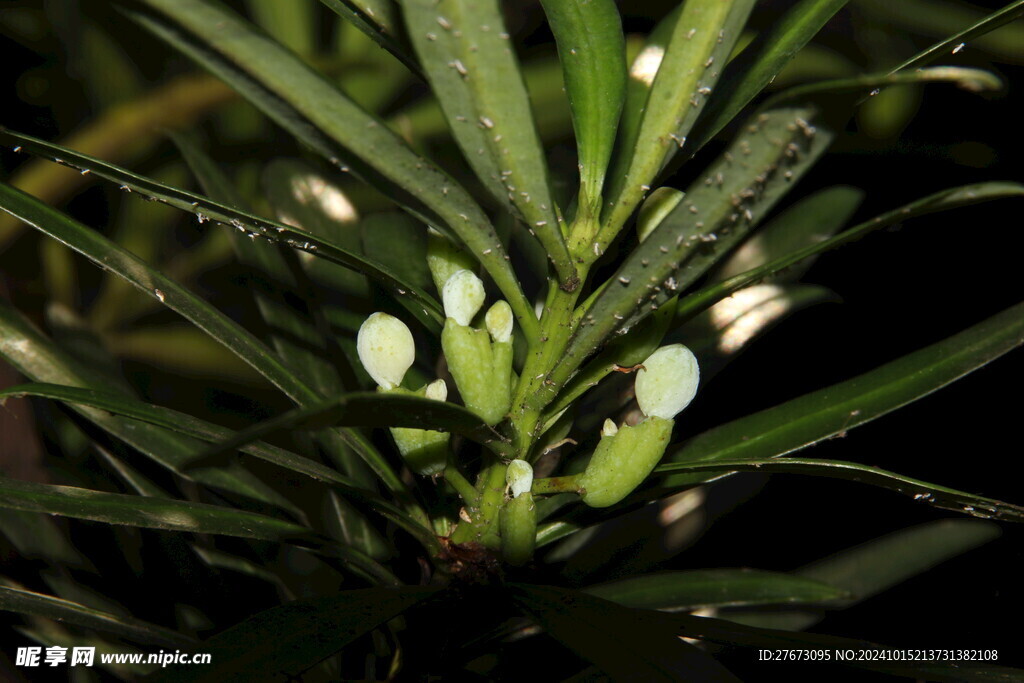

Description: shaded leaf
[654,456,1024,523]
[148,587,440,683]
[0,585,194,648]
[0,127,442,330]
[0,382,437,551]
[660,301,1024,489]
[685,0,849,155]
[584,569,849,611]
[404,0,575,285]
[675,182,1024,323]
[0,477,317,543]
[510,583,741,683]
[184,391,509,470]
[124,0,537,337]
[711,185,865,282]
[725,520,1000,631]
[318,0,420,76]
[0,297,300,515]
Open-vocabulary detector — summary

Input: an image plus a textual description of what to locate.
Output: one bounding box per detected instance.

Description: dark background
[1,1,1022,680]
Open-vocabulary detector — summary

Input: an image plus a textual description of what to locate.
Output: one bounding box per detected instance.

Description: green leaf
[318,0,421,76]
[725,520,999,631]
[660,301,1024,489]
[554,102,832,395]
[261,157,367,298]
[361,212,432,293]
[675,284,840,381]
[711,185,865,282]
[540,0,626,208]
[888,0,1024,73]
[0,585,194,648]
[602,0,757,238]
[510,584,741,683]
[0,477,317,543]
[148,587,440,683]
[685,0,849,155]
[184,391,508,470]
[0,298,300,515]
[0,382,437,551]
[654,457,1024,523]
[0,179,412,506]
[247,0,315,56]
[404,0,575,287]
[675,182,1024,322]
[0,127,442,331]
[123,0,538,338]
[584,569,849,611]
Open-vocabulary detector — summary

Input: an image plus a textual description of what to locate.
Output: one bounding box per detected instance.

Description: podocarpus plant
[1,0,1024,679]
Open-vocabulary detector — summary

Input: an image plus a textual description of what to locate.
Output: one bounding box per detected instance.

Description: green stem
[444,465,478,505]
[449,458,507,547]
[531,474,583,496]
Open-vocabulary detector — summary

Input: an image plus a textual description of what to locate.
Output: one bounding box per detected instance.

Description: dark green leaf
[148,587,440,683]
[675,182,1024,322]
[318,0,421,76]
[660,301,1024,489]
[584,569,849,611]
[0,382,437,551]
[361,212,432,293]
[554,102,832,395]
[654,457,1024,522]
[540,0,626,208]
[404,0,575,286]
[0,297,300,515]
[510,584,741,683]
[724,520,1000,631]
[124,0,538,336]
[0,180,411,504]
[0,127,442,330]
[0,585,194,648]
[184,391,509,470]
[602,0,757,237]
[711,185,865,282]
[686,0,849,155]
[0,477,317,543]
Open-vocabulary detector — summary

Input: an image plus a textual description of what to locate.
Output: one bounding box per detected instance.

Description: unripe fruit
[579,416,674,508]
[427,228,476,297]
[500,492,536,565]
[442,270,486,327]
[506,459,534,498]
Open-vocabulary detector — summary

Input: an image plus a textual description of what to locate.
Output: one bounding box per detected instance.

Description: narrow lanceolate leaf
[148,587,440,683]
[0,586,194,648]
[0,478,317,544]
[602,0,757,239]
[711,185,865,282]
[551,103,832,403]
[724,520,999,632]
[185,392,509,470]
[584,569,849,611]
[0,299,299,515]
[124,0,538,337]
[685,0,849,156]
[675,182,1024,322]
[540,0,626,209]
[0,128,441,329]
[890,0,1024,73]
[654,457,1024,523]
[0,183,410,507]
[404,0,575,287]
[675,284,839,381]
[0,383,435,550]
[511,584,742,683]
[659,301,1024,489]
[318,0,421,76]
